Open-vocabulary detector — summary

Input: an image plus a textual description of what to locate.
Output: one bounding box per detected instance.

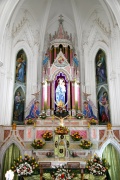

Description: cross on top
[59,14,64,24]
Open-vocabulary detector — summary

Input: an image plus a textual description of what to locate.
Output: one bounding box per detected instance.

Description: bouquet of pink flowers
[11,155,39,176]
[85,155,110,176]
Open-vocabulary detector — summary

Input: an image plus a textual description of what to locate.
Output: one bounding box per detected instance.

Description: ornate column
[65,46,68,59]
[68,81,71,113]
[46,81,51,116]
[49,48,52,65]
[51,80,55,115]
[41,82,45,112]
[70,48,73,66]
[54,46,57,59]
[77,82,81,112]
[71,81,76,116]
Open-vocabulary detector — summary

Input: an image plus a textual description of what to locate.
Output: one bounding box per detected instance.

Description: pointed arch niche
[2,143,21,180]
[95,49,110,124]
[12,49,27,125]
[102,144,120,180]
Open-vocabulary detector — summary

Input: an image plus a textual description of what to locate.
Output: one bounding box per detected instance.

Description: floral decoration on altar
[76,113,83,119]
[42,131,53,141]
[11,155,39,176]
[51,165,76,180]
[54,126,69,135]
[39,112,47,119]
[89,119,98,125]
[85,155,110,176]
[31,139,45,149]
[71,131,82,141]
[24,118,35,125]
[79,140,92,149]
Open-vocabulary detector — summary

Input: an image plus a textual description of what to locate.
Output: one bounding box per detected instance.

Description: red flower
[61,174,65,178]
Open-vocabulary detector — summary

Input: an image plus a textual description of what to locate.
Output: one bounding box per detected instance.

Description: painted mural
[96,50,107,84]
[96,50,110,124]
[13,88,25,122]
[98,90,110,123]
[16,50,27,83]
[12,49,27,124]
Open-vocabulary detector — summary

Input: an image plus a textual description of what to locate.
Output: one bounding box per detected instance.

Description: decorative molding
[12,10,28,38]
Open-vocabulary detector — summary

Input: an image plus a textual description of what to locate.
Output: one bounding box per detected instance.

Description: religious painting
[95,49,110,124]
[13,87,25,124]
[15,49,27,83]
[95,50,107,85]
[12,49,27,125]
[97,88,110,124]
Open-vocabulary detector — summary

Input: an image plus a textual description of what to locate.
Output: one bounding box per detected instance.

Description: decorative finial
[12,123,16,130]
[59,15,64,24]
[107,123,112,130]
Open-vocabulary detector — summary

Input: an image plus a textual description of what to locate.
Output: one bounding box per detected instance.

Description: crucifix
[54,115,69,126]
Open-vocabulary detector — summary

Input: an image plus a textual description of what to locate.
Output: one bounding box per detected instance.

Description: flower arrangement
[39,112,46,119]
[42,131,53,141]
[89,119,98,125]
[71,131,82,141]
[79,140,92,149]
[24,118,35,125]
[85,155,110,176]
[46,152,54,158]
[76,113,83,119]
[11,155,39,176]
[54,126,69,135]
[31,139,45,149]
[51,165,75,180]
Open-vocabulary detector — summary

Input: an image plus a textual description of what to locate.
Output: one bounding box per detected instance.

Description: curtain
[102,143,120,180]
[2,143,21,180]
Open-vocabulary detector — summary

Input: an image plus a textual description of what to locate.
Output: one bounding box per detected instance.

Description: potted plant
[89,119,98,125]
[76,113,83,119]
[54,126,69,135]
[71,131,82,141]
[24,118,35,125]
[39,112,47,119]
[79,140,92,149]
[42,131,53,141]
[31,139,45,149]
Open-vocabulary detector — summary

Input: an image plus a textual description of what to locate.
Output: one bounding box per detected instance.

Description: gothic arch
[50,68,71,82]
[0,138,24,170]
[96,138,120,157]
